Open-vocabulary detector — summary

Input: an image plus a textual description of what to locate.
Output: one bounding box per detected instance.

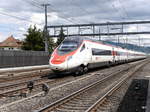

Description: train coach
[49,36,146,75]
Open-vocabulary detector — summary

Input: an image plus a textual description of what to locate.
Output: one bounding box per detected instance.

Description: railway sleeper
[67,100,93,105]
[64,102,91,107]
[97,104,113,111]
[56,108,81,112]
[68,100,93,105]
[61,104,90,108]
[68,98,92,102]
[59,105,88,110]
[74,97,94,101]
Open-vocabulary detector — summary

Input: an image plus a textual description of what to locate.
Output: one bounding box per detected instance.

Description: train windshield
[58,41,79,54]
[59,41,78,51]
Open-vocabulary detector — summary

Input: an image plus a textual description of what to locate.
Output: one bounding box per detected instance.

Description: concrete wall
[0,50,49,68]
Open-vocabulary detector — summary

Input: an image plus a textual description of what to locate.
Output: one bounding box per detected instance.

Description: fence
[0,50,49,68]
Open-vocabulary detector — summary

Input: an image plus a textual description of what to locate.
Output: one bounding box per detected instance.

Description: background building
[0,35,22,50]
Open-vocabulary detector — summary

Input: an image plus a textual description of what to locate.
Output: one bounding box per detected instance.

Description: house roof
[0,35,22,47]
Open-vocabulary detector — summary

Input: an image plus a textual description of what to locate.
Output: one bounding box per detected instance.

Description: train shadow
[42,64,119,79]
[42,61,135,79]
[43,72,71,79]
[88,64,116,73]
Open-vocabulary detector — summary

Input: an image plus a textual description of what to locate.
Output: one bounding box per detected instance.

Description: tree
[56,27,65,46]
[22,25,55,53]
[22,25,45,51]
[47,32,55,53]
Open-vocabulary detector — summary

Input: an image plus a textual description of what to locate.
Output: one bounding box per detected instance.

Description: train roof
[64,36,146,54]
[65,36,122,48]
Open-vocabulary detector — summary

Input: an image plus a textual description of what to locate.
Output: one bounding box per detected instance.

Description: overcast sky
[0,0,150,45]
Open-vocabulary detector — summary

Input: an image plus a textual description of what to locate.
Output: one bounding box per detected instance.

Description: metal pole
[121,24,123,33]
[42,4,50,52]
[118,35,120,44]
[93,25,95,38]
[47,20,150,28]
[125,36,127,48]
[99,27,101,41]
[78,26,80,35]
[139,37,140,46]
[107,23,109,39]
[67,27,68,36]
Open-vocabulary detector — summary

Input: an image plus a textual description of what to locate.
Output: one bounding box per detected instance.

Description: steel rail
[0,78,48,90]
[85,61,147,112]
[37,65,134,112]
[0,70,50,83]
[0,79,54,98]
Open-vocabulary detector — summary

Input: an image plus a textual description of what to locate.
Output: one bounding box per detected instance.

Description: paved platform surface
[118,79,148,112]
[146,79,150,112]
[115,60,150,112]
[125,60,150,112]
[0,65,49,74]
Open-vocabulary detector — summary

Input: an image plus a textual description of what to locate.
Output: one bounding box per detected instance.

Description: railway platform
[0,65,50,76]
[146,78,150,112]
[0,65,49,73]
[116,60,150,112]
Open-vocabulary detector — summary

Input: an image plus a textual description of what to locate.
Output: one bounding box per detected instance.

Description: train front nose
[50,62,68,71]
[49,57,68,71]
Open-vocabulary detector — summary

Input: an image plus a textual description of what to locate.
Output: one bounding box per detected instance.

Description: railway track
[0,62,131,99]
[0,60,146,112]
[0,78,55,98]
[37,61,146,112]
[0,68,53,97]
[91,62,148,112]
[0,68,51,83]
[0,61,132,99]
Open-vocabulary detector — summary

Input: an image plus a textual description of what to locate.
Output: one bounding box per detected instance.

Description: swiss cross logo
[96,57,99,60]
[112,51,116,56]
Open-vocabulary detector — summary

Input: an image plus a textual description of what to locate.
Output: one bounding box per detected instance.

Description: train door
[85,43,92,63]
[112,48,115,62]
[79,43,91,65]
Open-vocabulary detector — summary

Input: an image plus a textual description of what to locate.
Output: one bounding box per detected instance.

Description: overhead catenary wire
[69,0,95,24]
[107,0,126,20]
[30,0,42,5]
[22,0,79,25]
[0,11,42,25]
[23,0,129,24]
[23,0,44,10]
[32,0,79,23]
[24,0,123,25]
[47,6,81,24]
[24,0,80,24]
[118,0,130,19]
[0,0,44,25]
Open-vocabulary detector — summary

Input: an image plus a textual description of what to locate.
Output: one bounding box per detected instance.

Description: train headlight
[67,56,72,61]
[50,55,54,59]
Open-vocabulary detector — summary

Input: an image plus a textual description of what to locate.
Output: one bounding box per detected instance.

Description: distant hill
[102,40,150,54]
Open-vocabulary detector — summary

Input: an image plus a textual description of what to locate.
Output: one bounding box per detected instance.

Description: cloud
[0,0,149,46]
[47,12,58,22]
[0,33,8,42]
[19,27,26,32]
[30,13,44,25]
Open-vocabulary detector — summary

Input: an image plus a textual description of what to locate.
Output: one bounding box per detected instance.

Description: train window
[57,41,80,55]
[80,44,85,52]
[58,41,78,51]
[92,48,111,55]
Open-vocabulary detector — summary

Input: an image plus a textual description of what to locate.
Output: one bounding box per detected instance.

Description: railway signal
[42,83,49,96]
[27,81,34,93]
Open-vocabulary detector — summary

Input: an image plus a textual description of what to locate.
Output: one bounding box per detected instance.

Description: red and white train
[49,36,146,75]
